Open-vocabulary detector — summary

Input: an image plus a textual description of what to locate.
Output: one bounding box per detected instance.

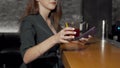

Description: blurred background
[0,0,28,33]
[0,0,112,36]
[0,0,120,68]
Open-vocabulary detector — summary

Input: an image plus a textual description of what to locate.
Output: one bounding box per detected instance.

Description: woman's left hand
[79,35,92,41]
[70,35,92,44]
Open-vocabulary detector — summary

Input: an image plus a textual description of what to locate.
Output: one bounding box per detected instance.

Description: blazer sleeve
[20,17,35,57]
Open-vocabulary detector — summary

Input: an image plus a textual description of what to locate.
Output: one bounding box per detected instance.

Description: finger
[88,35,92,38]
[64,27,75,31]
[64,31,76,35]
[60,39,69,43]
[79,38,88,41]
[64,36,75,40]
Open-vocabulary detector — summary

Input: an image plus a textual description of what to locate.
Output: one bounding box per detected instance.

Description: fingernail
[74,32,76,34]
[72,36,75,38]
[72,28,75,30]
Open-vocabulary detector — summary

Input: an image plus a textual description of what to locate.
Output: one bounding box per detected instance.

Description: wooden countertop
[61,38,120,68]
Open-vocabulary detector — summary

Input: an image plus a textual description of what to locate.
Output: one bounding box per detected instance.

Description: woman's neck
[40,11,49,21]
[38,3,50,22]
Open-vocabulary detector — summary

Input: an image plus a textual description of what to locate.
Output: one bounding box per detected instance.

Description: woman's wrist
[50,34,60,44]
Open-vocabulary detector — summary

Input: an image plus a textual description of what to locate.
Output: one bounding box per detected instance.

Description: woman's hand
[54,27,76,43]
[78,35,92,45]
[79,35,92,41]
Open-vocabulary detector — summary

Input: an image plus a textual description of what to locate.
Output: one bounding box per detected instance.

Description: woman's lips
[50,2,56,5]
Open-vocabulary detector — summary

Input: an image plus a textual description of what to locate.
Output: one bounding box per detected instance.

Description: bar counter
[60,38,120,68]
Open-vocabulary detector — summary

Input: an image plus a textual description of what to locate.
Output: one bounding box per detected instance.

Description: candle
[102,20,105,40]
[101,20,105,50]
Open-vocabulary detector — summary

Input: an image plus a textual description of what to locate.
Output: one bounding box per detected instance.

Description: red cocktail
[74,28,80,37]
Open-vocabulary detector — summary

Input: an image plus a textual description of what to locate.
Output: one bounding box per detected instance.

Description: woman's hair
[20,0,62,30]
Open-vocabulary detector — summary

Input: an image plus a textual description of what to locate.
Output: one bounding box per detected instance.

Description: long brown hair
[20,0,62,30]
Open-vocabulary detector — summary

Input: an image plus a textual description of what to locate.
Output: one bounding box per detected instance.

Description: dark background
[0,0,114,37]
[0,0,120,68]
[83,0,112,38]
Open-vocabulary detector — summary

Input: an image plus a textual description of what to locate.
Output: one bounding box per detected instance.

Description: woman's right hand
[53,27,76,43]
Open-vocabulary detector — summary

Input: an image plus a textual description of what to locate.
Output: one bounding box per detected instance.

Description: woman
[20,0,76,68]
